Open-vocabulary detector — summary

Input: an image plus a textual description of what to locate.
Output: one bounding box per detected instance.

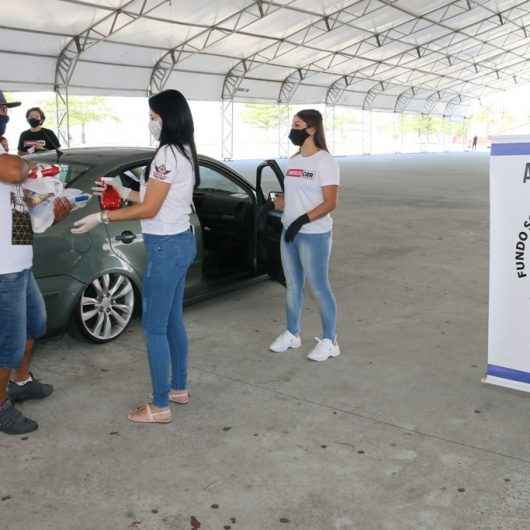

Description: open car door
[256,159,285,285]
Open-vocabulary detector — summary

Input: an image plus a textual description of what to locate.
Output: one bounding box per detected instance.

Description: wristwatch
[100,210,110,224]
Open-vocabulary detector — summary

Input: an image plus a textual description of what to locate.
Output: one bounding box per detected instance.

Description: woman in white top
[72,90,199,423]
[269,109,340,362]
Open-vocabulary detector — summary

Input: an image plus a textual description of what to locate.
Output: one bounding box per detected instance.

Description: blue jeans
[0,269,47,369]
[142,231,196,408]
[281,231,337,341]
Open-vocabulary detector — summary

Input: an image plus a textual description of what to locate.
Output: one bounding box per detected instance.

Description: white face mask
[149,118,162,140]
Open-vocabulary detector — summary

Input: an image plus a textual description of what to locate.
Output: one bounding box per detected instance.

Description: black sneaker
[8,373,53,403]
[0,401,38,435]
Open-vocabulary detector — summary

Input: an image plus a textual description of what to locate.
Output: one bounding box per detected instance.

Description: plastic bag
[28,200,55,233]
[22,165,91,233]
[28,164,61,179]
[22,173,64,233]
[64,188,92,210]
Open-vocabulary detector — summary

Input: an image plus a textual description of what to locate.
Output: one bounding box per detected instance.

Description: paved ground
[3,152,529,530]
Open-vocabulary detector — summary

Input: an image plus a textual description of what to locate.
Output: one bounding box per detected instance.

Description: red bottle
[99,180,122,210]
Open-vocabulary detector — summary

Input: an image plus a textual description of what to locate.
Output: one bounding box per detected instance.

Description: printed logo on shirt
[23,140,46,153]
[153,164,170,180]
[23,140,46,149]
[286,168,314,180]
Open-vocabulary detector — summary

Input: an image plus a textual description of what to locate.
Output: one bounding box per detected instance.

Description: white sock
[12,375,32,386]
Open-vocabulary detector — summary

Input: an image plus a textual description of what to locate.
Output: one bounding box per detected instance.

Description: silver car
[30,148,285,343]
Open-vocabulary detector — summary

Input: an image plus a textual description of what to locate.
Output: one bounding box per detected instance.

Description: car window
[258,164,284,200]
[57,163,92,187]
[198,165,241,194]
[118,165,146,193]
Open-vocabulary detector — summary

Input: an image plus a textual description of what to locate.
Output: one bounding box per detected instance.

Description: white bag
[22,165,92,233]
[28,200,56,233]
[21,174,65,233]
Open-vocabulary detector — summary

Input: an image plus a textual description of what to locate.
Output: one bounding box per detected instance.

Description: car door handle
[115,231,136,244]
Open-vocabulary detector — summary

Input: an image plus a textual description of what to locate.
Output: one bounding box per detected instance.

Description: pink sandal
[127,403,171,424]
[169,389,190,405]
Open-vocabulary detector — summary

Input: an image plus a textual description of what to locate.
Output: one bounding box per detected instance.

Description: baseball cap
[0,91,21,108]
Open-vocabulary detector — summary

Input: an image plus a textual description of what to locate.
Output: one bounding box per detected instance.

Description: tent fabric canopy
[3,0,530,117]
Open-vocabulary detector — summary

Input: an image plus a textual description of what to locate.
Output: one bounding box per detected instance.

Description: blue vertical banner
[486,135,530,391]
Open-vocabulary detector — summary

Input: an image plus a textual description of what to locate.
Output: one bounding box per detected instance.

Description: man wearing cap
[0,91,70,435]
[0,92,13,152]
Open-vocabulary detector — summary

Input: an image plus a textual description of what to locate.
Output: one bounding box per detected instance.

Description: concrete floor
[3,152,529,530]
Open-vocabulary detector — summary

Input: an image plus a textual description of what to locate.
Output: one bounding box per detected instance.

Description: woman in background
[270,109,340,362]
[18,107,60,156]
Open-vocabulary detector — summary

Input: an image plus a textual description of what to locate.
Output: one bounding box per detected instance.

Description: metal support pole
[362,109,373,154]
[361,110,366,154]
[221,99,234,161]
[278,103,291,159]
[332,106,336,152]
[401,114,404,153]
[393,113,397,153]
[368,110,373,154]
[55,85,70,147]
[444,115,448,151]
[324,105,336,153]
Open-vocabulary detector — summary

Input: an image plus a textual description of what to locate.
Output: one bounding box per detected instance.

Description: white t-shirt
[140,144,194,236]
[0,145,33,274]
[282,150,340,234]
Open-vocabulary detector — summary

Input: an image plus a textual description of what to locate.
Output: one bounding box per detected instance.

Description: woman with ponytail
[72,89,199,423]
[269,109,341,362]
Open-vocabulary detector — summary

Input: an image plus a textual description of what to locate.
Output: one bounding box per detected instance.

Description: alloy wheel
[79,273,135,342]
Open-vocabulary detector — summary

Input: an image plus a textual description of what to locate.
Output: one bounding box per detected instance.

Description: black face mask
[28,118,42,128]
[288,128,310,146]
[0,115,9,136]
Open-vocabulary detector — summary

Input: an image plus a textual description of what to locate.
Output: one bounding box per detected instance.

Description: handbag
[11,186,33,245]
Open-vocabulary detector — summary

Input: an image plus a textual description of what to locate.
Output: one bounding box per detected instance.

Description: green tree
[469,103,516,136]
[39,96,119,144]
[401,114,434,139]
[241,103,291,132]
[400,114,424,138]
[447,117,469,143]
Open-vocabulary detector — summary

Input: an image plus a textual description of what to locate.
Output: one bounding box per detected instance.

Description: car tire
[76,272,136,343]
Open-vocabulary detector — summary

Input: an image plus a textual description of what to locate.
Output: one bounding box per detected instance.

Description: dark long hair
[147,89,200,188]
[296,109,329,152]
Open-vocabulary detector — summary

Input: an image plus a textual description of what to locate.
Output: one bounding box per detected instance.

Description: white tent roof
[2,0,530,117]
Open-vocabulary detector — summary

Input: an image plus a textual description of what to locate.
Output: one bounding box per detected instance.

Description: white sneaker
[269,330,302,353]
[307,338,341,362]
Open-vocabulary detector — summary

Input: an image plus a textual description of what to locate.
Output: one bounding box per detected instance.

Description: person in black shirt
[18,107,60,156]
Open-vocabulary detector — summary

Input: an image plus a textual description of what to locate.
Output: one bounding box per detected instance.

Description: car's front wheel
[77,272,136,343]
